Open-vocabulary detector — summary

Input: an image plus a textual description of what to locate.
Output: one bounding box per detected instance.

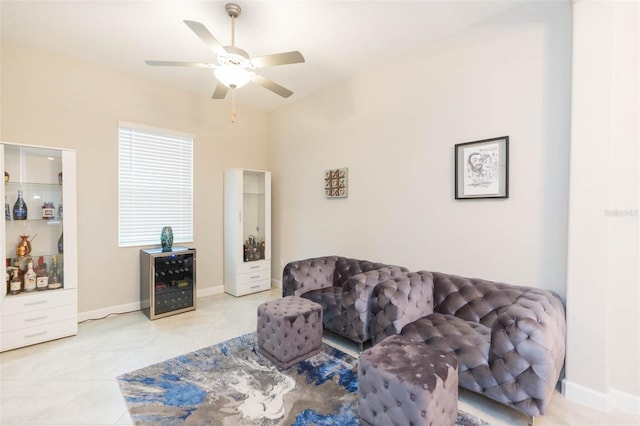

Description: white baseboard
[562,379,640,416]
[611,389,640,417]
[562,379,610,412]
[197,285,224,298]
[79,301,141,322]
[78,285,224,322]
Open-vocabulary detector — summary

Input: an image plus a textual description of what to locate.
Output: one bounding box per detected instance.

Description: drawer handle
[24,300,47,306]
[25,331,48,339]
[250,266,260,269]
[250,285,260,289]
[25,316,48,323]
[250,276,260,279]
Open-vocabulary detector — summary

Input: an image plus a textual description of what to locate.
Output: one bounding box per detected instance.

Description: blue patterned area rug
[117,332,491,425]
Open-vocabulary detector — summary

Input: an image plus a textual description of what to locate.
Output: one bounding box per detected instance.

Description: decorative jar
[161,226,173,252]
[16,235,32,257]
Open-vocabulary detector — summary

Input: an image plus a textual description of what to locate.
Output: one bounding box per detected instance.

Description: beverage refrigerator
[140,247,196,320]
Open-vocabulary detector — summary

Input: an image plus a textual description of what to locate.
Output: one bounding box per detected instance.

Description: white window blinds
[118,122,194,247]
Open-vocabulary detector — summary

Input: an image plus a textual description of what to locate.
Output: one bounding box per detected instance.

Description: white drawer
[1,304,77,333]
[1,289,77,316]
[0,318,77,352]
[237,260,269,274]
[235,279,271,296]
[237,269,270,285]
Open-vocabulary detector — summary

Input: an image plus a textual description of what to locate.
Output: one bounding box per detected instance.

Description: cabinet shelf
[5,219,61,224]
[3,287,65,299]
[5,182,62,188]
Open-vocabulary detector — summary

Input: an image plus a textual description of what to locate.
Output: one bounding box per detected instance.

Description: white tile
[47,381,130,425]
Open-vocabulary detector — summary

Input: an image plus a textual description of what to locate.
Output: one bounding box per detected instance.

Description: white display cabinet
[1,142,78,352]
[224,169,271,296]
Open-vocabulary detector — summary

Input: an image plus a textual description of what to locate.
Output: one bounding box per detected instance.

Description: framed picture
[455,136,509,199]
[324,167,348,198]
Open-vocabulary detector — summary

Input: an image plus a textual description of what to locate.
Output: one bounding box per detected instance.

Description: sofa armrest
[488,290,566,415]
[282,256,338,297]
[369,271,434,345]
[340,268,405,343]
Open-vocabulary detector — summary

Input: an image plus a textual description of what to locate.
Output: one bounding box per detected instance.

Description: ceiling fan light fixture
[214,65,254,88]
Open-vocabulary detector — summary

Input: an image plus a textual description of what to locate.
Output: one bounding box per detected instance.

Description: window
[118,122,193,247]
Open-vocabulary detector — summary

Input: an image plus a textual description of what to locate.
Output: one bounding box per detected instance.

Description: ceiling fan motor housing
[225,3,242,18]
[219,46,253,68]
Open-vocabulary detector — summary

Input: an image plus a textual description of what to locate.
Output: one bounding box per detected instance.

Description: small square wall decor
[324,168,348,198]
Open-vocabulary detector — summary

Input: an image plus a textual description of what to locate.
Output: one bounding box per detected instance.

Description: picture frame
[455,136,509,199]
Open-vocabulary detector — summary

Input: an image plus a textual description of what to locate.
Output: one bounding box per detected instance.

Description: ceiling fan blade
[251,51,305,68]
[183,20,227,56]
[212,84,229,99]
[145,60,211,68]
[252,74,294,98]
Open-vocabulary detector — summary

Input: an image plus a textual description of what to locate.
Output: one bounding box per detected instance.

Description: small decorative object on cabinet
[160,226,173,252]
[224,169,271,297]
[140,247,196,320]
[12,189,28,220]
[1,141,78,352]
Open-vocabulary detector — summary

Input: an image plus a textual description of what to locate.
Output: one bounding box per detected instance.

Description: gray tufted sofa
[369,271,566,418]
[282,256,414,347]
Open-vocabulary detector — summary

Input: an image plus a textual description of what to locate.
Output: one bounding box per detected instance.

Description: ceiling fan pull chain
[231,89,237,123]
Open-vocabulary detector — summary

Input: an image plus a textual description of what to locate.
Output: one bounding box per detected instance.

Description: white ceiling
[0,1,528,112]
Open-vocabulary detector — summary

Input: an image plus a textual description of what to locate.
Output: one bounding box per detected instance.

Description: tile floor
[0,288,638,425]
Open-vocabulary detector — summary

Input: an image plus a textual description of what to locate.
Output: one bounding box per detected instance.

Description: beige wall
[268,2,571,298]
[565,0,640,414]
[1,40,269,317]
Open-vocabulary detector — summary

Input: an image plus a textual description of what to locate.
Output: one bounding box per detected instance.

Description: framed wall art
[324,167,348,198]
[455,136,509,199]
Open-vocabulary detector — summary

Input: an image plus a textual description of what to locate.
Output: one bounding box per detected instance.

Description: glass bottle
[10,259,23,294]
[13,190,28,220]
[9,267,21,295]
[48,255,62,289]
[58,233,64,254]
[5,196,10,220]
[24,261,37,292]
[36,256,49,291]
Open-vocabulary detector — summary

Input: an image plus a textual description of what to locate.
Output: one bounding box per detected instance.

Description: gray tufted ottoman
[358,334,459,426]
[257,296,323,369]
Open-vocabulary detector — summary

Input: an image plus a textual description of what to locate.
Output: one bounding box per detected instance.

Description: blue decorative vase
[161,226,173,252]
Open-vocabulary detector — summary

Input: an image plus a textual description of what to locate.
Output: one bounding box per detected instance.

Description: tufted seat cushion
[358,334,458,426]
[257,296,323,369]
[300,286,343,334]
[401,314,492,395]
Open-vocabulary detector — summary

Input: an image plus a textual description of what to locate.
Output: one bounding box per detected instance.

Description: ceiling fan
[145,3,305,120]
